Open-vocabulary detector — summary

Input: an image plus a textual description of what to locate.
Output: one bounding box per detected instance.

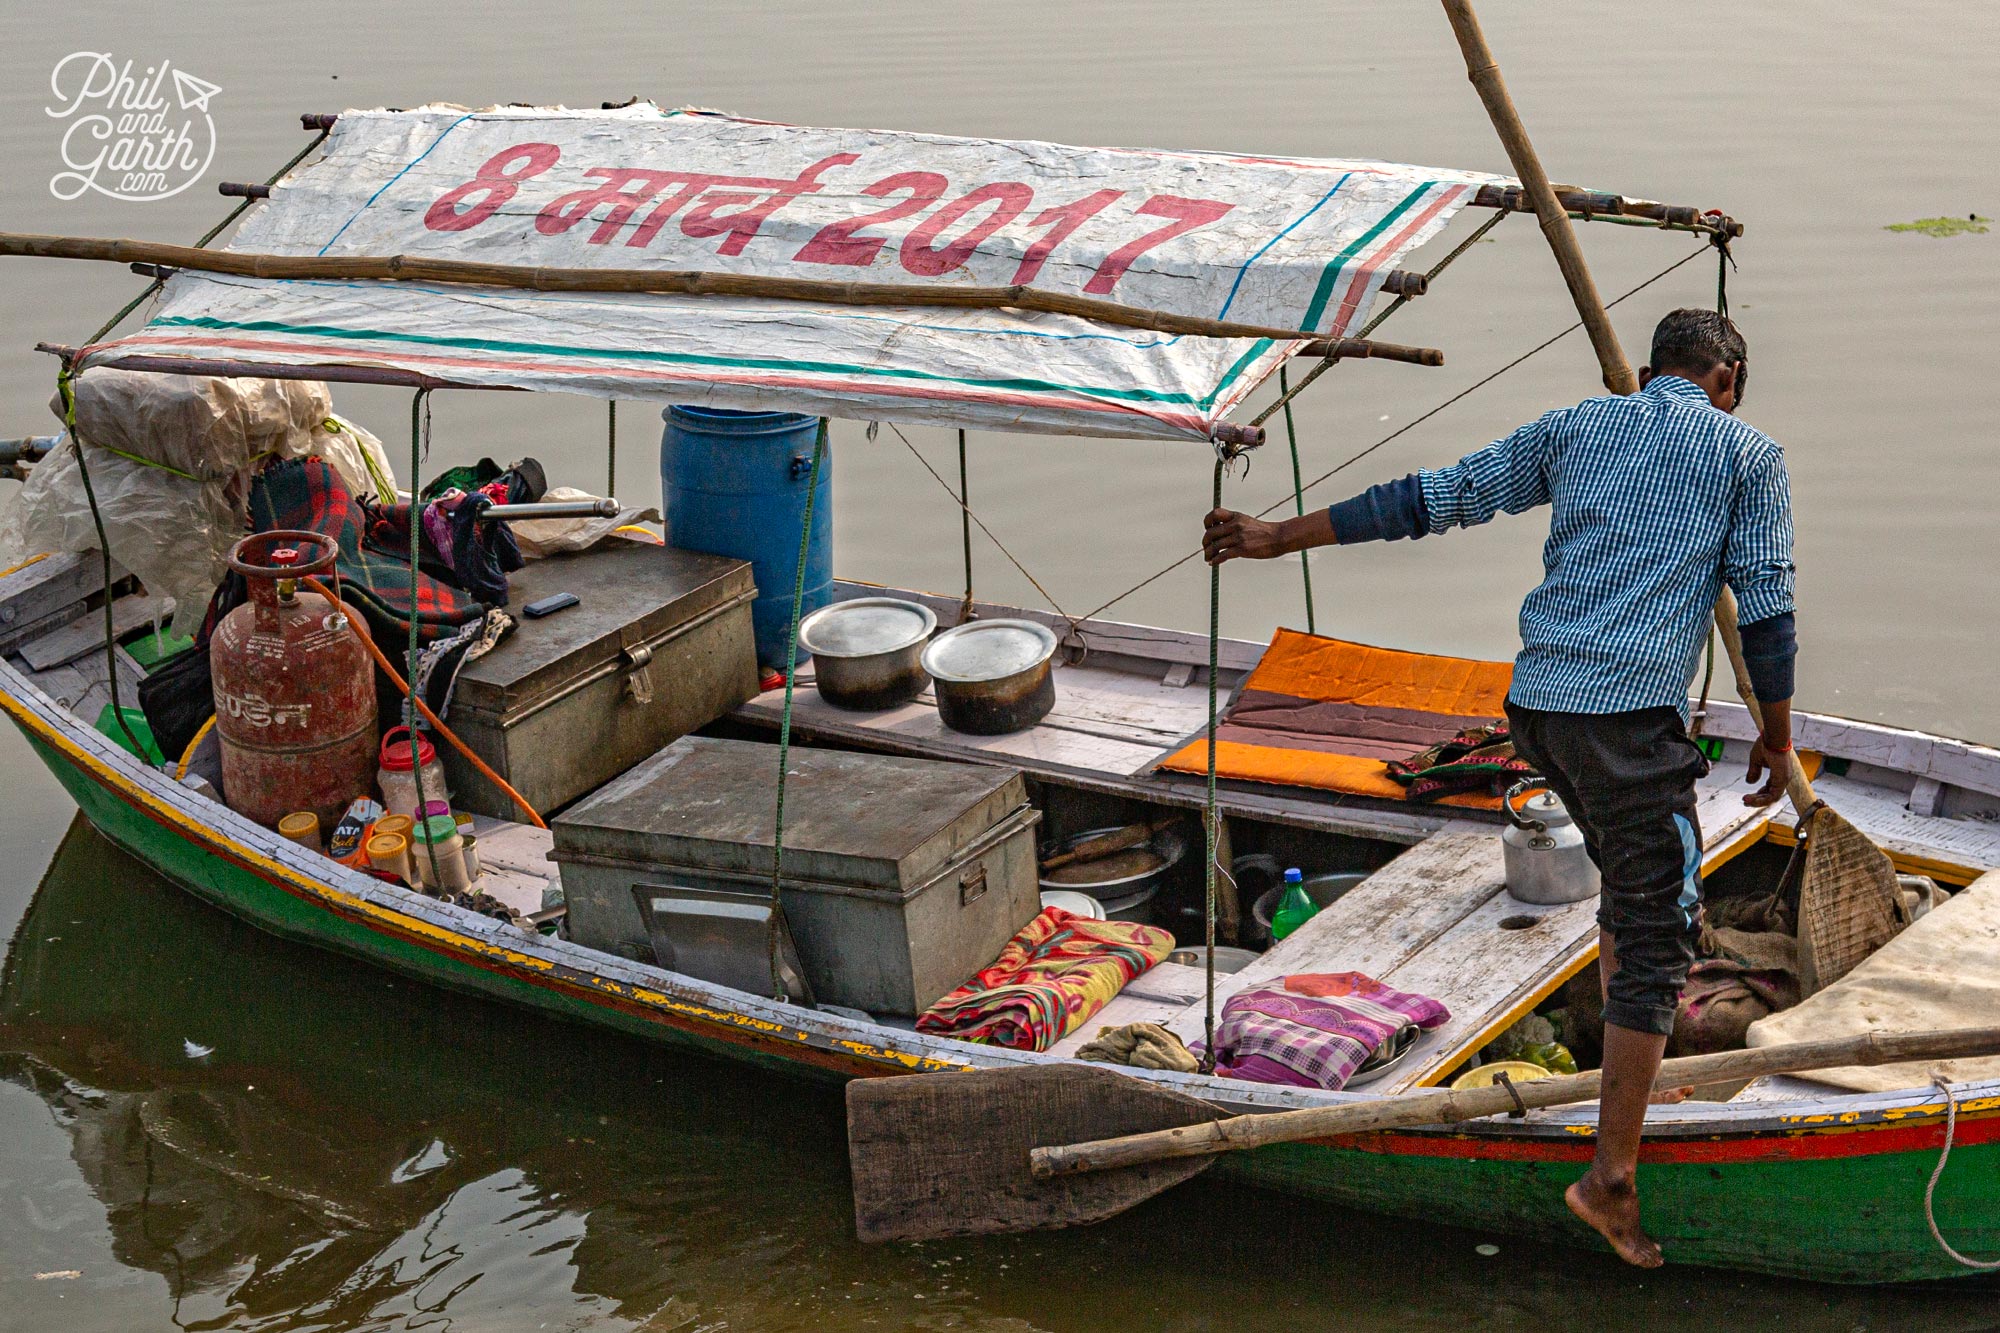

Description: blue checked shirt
[1380,375,1795,714]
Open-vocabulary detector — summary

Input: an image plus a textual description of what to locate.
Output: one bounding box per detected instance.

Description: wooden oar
[846,1025,2000,1242]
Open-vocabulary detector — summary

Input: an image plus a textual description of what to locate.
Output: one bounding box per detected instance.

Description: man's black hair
[1649,307,1747,377]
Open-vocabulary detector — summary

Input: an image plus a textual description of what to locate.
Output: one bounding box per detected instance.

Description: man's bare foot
[1649,1085,1693,1105]
[1565,1168,1663,1268]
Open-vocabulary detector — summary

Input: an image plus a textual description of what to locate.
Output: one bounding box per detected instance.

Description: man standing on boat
[1202,308,1797,1269]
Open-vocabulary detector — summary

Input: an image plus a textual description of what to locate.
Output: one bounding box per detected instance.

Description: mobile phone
[523,592,580,619]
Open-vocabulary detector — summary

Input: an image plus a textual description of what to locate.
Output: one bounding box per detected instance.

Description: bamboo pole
[1439,0,1810,817]
[1441,0,1637,395]
[0,231,1445,366]
[1029,1025,2000,1178]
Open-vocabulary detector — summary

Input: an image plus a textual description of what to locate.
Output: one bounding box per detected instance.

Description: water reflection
[4,819,1997,1332]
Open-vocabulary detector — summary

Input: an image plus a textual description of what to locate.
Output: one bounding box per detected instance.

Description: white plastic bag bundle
[2,370,402,637]
[508,486,662,559]
[0,434,234,636]
[49,369,333,484]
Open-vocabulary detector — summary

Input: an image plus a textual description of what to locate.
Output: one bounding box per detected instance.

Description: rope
[1249,209,1509,430]
[956,428,975,625]
[769,418,829,1000]
[886,421,1081,638]
[407,390,441,887]
[1277,366,1315,634]
[606,400,617,497]
[54,367,146,759]
[1199,452,1234,1073]
[81,129,330,351]
[1924,1075,2000,1269]
[1075,242,1713,626]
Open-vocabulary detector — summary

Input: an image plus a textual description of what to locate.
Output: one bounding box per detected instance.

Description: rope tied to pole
[1198,443,1250,1072]
[407,389,442,888]
[606,400,617,497]
[956,428,975,626]
[769,418,830,1000]
[1276,366,1315,635]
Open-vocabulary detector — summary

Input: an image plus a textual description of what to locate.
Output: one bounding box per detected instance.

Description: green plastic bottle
[1271,868,1318,941]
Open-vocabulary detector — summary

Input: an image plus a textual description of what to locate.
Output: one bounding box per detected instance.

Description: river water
[0,3,1995,1328]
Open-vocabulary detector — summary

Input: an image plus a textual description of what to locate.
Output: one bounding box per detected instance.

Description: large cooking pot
[796,597,936,710]
[920,619,1057,734]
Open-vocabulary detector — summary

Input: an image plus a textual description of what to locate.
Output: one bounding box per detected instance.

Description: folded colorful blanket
[915,908,1174,1052]
[1201,972,1451,1090]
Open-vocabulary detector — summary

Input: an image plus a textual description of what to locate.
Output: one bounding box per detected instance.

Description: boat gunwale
[7,649,2000,1156]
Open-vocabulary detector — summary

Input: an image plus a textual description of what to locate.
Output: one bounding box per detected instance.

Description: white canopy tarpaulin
[82,105,1506,442]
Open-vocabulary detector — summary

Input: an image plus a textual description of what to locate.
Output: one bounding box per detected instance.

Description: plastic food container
[366,831,412,880]
[277,810,321,851]
[378,725,450,819]
[408,813,470,892]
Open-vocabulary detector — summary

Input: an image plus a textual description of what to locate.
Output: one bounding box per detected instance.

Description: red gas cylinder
[211,530,378,831]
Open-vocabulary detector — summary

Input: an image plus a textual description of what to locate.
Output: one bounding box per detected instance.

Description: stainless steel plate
[797,597,936,659]
[921,618,1058,683]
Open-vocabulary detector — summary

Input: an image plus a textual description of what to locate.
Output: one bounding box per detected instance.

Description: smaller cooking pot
[920,618,1058,735]
[796,597,937,710]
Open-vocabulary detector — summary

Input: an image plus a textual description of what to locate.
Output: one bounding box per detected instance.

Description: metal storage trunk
[552,736,1042,1016]
[441,541,758,817]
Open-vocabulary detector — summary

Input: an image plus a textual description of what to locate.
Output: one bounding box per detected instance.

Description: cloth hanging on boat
[1384,720,1537,802]
[1197,972,1451,1091]
[914,907,1174,1052]
[1157,628,1515,810]
[1747,870,2000,1092]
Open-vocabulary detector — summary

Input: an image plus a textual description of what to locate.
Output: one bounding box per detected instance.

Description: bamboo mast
[1438,0,1814,814]
[0,231,1444,368]
[1440,0,1635,395]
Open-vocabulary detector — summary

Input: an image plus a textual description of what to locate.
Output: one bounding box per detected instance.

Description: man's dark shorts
[1506,702,1708,1037]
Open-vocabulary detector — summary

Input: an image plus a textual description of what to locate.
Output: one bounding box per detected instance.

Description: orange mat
[1158,628,1515,810]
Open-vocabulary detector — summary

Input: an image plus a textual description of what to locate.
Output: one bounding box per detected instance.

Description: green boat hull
[14,707,2000,1285]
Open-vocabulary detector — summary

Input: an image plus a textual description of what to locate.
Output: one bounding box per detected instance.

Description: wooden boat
[5,98,2000,1285]
[5,549,1999,1283]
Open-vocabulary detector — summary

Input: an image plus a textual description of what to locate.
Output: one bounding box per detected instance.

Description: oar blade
[846,1063,1220,1243]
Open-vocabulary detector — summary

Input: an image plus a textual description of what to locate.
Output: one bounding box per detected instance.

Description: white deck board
[1159,771,1785,1088]
[1768,771,2000,877]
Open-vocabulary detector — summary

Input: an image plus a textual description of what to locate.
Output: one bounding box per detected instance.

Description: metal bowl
[920,618,1058,734]
[796,597,936,710]
[1249,871,1371,942]
[1167,946,1260,974]
[1039,825,1185,923]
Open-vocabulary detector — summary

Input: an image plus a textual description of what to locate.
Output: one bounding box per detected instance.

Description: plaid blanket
[237,457,487,646]
[915,908,1174,1051]
[1200,972,1451,1090]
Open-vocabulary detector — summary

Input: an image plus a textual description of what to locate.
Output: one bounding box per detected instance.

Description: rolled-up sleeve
[1417,412,1558,534]
[1724,447,1796,625]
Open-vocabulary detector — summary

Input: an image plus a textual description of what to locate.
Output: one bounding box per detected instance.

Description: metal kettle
[1502,778,1601,905]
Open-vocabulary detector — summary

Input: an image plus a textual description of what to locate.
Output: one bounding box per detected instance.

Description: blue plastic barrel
[661,406,832,668]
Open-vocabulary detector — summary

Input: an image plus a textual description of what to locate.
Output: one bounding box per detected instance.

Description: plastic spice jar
[409,813,470,893]
[377,726,450,819]
[366,831,412,881]
[277,810,321,851]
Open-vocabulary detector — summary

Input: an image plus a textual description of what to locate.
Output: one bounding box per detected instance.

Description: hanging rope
[406,390,442,887]
[1276,366,1316,634]
[1714,232,1736,321]
[769,418,829,1000]
[52,131,335,778]
[1198,448,1242,1073]
[1075,242,1713,626]
[54,366,145,760]
[1924,1075,2000,1269]
[606,400,617,497]
[956,428,975,625]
